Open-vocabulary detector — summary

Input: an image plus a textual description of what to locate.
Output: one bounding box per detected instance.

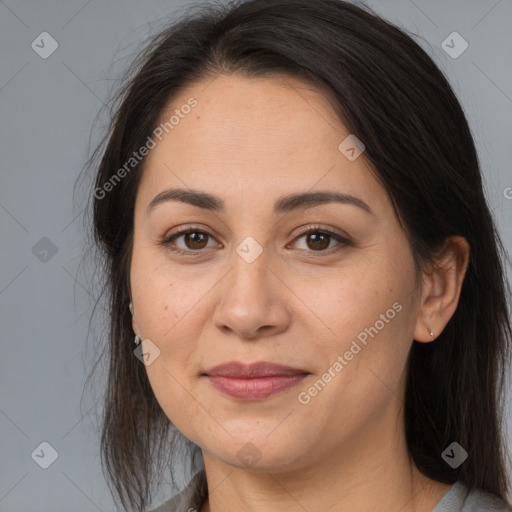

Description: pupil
[183,232,331,251]
[187,232,206,249]
[308,233,329,250]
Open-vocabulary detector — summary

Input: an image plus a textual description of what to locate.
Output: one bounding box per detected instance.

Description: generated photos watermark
[298,301,403,405]
[93,97,198,200]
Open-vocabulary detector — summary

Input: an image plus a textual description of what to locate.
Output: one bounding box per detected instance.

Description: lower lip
[206,374,309,400]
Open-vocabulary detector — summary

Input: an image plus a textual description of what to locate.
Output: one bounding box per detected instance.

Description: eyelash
[159,224,352,257]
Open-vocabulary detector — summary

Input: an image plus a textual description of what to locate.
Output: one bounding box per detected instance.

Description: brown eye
[160,225,350,257]
[291,227,350,254]
[161,228,218,255]
[305,232,331,251]
[182,231,209,250]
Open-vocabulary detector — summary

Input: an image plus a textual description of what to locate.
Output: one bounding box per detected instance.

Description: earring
[428,327,434,338]
[134,335,141,346]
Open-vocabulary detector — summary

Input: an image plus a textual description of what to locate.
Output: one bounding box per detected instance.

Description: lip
[203,361,310,400]
[205,361,309,378]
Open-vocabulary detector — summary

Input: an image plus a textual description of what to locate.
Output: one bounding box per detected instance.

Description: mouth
[202,361,310,400]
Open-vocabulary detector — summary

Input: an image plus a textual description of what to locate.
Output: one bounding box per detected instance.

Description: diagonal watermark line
[200,74,221,94]
[0,62,29,92]
[161,266,234,339]
[61,471,104,512]
[0,407,29,438]
[60,207,86,233]
[163,141,335,259]
[206,469,233,496]
[191,468,233,509]
[283,77,344,135]
[60,395,103,440]
[162,163,232,236]
[265,265,337,337]
[0,203,29,233]
[0,472,29,504]
[396,482,429,512]
[267,164,337,234]
[472,60,512,105]
[0,265,28,296]
[471,0,502,30]
[61,60,104,104]
[162,161,341,341]
[265,472,310,512]
[161,366,234,438]
[406,0,439,29]
[61,0,93,30]
[163,168,339,341]
[264,407,295,439]
[60,264,95,300]
[0,0,29,28]
[367,367,403,404]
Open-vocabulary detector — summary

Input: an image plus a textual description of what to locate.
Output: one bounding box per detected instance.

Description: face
[129,73,423,472]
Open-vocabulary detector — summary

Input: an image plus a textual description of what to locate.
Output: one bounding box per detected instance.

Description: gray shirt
[148,469,512,512]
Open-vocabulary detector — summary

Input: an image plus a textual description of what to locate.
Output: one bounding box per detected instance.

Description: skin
[129,73,470,512]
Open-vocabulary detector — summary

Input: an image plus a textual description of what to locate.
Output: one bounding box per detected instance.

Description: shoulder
[147,470,208,512]
[461,487,512,512]
[433,481,512,512]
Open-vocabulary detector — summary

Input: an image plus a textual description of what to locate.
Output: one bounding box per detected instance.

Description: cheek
[130,249,221,382]
[130,256,207,433]
[130,246,195,341]
[308,247,417,397]
[309,260,413,348]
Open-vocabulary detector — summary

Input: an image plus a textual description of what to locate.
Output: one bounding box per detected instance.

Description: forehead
[136,73,387,215]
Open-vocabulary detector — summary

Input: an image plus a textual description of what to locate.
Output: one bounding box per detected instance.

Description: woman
[85,0,512,510]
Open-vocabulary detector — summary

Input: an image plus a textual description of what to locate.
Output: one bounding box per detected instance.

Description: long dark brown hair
[79,0,512,510]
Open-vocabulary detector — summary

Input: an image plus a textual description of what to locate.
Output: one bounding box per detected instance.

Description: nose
[211,245,291,340]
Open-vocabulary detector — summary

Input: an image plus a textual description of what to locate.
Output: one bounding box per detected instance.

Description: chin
[203,431,309,472]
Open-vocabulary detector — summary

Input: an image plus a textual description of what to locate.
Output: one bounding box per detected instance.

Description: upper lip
[204,361,309,378]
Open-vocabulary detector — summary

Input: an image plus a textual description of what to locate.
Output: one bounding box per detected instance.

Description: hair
[81,0,512,510]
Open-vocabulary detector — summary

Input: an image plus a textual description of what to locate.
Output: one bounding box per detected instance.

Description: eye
[159,224,351,257]
[289,225,351,254]
[160,227,220,256]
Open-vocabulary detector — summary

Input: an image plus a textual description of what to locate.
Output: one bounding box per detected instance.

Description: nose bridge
[228,233,272,303]
[211,231,290,337]
[227,199,273,283]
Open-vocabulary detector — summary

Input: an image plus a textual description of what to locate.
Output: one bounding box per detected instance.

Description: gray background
[1,0,511,510]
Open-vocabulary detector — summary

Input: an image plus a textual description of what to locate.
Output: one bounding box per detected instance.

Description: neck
[199,399,451,512]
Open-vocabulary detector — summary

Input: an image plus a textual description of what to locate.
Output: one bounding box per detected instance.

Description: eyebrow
[146,188,374,216]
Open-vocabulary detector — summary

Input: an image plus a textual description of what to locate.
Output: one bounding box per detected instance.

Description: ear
[413,236,470,343]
